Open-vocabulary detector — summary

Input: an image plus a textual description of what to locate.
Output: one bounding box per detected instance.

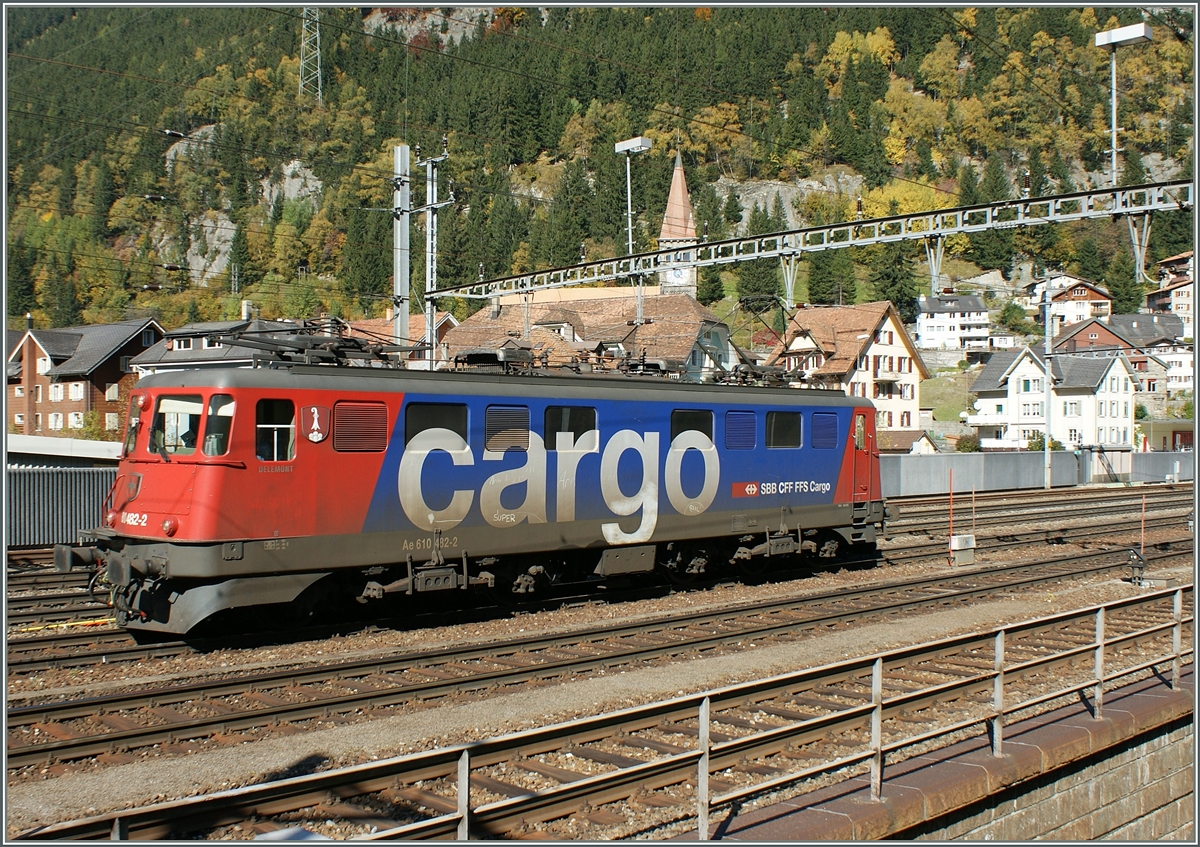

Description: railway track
[16,585,1192,841]
[888,485,1193,535]
[6,543,1191,772]
[6,512,1191,671]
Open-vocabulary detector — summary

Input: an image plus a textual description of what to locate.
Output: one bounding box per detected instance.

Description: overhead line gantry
[431,180,1193,309]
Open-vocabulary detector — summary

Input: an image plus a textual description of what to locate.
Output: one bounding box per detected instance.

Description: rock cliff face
[715,170,866,234]
[165,129,323,288]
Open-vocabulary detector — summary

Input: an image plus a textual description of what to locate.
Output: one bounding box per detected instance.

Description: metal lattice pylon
[300,8,321,103]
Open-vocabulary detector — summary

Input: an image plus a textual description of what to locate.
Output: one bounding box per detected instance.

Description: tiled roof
[877,430,933,452]
[1105,313,1184,345]
[42,319,159,377]
[970,349,1022,392]
[766,302,901,378]
[347,311,456,344]
[442,293,721,364]
[130,319,295,366]
[971,347,1127,393]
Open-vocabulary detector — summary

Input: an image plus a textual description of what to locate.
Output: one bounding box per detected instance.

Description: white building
[967,346,1137,450]
[914,293,990,350]
[766,301,929,432]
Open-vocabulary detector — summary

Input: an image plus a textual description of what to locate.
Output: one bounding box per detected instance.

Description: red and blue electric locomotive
[56,328,891,635]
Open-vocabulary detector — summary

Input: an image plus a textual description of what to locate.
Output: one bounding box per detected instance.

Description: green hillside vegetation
[5,6,1194,331]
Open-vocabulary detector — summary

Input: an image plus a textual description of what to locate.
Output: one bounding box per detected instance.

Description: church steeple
[658,151,698,297]
[659,151,696,242]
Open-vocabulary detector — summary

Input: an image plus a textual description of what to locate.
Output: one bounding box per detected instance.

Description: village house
[1019,273,1112,330]
[967,346,1138,451]
[1146,250,1193,340]
[440,292,740,382]
[1051,313,1190,410]
[913,292,991,351]
[130,318,301,375]
[7,316,162,437]
[764,301,929,432]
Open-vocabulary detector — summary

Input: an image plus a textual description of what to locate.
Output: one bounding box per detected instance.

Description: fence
[30,586,1187,840]
[881,450,1194,498]
[6,466,116,548]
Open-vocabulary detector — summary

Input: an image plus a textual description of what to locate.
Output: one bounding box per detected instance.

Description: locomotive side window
[544,405,596,450]
[725,410,756,450]
[854,414,866,450]
[150,395,203,457]
[485,406,529,453]
[405,403,467,445]
[766,411,802,448]
[671,409,713,441]
[203,395,235,456]
[256,399,296,461]
[811,412,839,449]
[334,402,388,452]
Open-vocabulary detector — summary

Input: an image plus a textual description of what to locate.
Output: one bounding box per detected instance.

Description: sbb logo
[731,482,759,498]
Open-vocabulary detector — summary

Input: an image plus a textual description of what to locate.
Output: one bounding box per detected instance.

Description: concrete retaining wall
[912,716,1194,840]
[881,451,1194,498]
[881,451,1078,497]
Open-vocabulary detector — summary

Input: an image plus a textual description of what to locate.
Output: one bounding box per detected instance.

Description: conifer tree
[696,267,725,306]
[6,241,37,317]
[807,249,855,305]
[736,202,779,300]
[869,241,919,323]
[1104,249,1144,314]
[722,191,743,227]
[1072,238,1107,282]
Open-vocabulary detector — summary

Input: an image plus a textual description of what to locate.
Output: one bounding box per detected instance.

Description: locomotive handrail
[123,456,246,468]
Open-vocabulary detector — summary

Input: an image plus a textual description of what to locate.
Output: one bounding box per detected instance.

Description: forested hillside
[5,6,1194,330]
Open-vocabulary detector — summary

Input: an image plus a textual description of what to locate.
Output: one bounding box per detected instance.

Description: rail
[20,585,1191,841]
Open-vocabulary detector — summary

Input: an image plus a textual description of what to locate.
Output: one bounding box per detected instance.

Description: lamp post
[1095,23,1152,188]
[615,136,652,325]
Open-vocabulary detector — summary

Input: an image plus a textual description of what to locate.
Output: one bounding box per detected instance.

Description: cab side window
[204,395,235,456]
[256,399,295,461]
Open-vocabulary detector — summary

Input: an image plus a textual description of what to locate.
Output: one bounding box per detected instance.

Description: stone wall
[910,718,1194,841]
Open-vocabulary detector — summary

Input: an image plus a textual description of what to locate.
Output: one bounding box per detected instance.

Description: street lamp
[615,135,652,325]
[1095,23,1152,188]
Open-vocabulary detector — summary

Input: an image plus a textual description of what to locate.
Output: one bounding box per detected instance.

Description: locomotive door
[851,412,872,504]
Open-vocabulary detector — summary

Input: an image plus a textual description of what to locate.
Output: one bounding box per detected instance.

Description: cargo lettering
[396,428,719,538]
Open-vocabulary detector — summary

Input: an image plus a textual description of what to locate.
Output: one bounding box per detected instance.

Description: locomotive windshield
[150,395,203,457]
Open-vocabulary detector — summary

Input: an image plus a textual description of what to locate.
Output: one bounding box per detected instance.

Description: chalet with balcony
[765,301,929,431]
[1147,250,1193,340]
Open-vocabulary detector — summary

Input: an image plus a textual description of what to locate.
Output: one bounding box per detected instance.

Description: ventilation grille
[486,406,529,452]
[811,412,839,449]
[334,402,388,452]
[724,411,756,450]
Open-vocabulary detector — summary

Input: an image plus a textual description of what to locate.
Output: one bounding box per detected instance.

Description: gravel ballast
[7,543,1185,839]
